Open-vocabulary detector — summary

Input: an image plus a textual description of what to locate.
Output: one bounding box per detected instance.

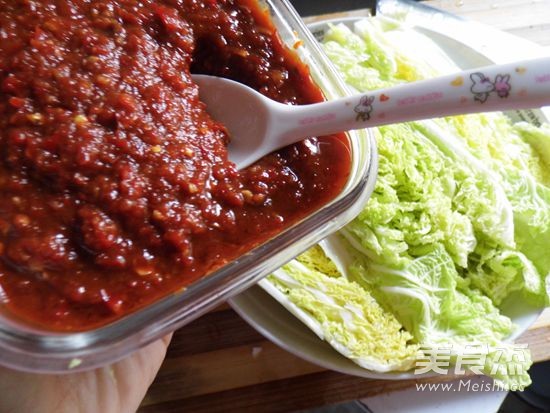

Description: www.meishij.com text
[416,379,524,392]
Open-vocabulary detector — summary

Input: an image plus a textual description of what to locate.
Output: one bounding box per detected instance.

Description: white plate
[230,12,547,380]
[230,286,542,380]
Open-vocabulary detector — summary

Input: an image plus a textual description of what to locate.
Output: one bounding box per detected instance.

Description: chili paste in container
[0,0,351,331]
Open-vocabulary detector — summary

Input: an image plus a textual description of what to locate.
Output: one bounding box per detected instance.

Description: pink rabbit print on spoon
[470,72,512,102]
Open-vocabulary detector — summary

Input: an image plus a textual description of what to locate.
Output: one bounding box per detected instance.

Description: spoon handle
[277,56,550,142]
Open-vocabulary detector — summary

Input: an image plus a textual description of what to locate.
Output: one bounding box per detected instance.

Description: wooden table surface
[139,1,550,412]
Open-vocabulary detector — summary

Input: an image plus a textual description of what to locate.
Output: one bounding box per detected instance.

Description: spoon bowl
[192,75,276,169]
[193,56,550,169]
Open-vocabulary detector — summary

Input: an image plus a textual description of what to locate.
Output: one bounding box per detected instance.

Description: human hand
[0,334,172,413]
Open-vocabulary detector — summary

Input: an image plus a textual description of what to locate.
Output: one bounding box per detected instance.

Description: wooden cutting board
[139,307,550,412]
[139,2,550,412]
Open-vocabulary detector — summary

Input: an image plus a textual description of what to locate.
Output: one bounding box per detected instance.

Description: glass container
[0,0,378,373]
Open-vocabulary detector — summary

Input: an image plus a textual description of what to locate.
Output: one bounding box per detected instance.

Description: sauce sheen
[0,0,351,330]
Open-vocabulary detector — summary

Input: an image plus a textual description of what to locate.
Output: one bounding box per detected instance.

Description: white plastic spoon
[193,56,550,169]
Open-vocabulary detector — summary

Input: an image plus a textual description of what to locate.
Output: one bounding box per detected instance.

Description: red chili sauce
[0,0,351,331]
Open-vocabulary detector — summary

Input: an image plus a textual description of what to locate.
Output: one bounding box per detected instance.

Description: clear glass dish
[0,0,377,373]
